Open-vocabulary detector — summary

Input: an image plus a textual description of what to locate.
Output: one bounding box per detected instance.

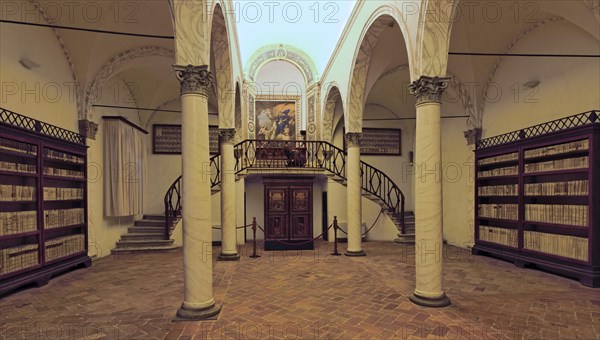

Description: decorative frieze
[174,65,212,96]
[409,76,450,104]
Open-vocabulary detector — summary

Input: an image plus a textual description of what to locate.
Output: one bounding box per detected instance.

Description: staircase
[394,211,415,243]
[230,140,413,242]
[111,215,179,254]
[330,177,414,243]
[119,139,412,253]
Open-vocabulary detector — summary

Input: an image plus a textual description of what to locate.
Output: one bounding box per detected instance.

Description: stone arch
[29,1,82,118]
[416,0,458,78]
[234,81,242,143]
[322,83,343,142]
[477,17,564,128]
[83,46,174,119]
[347,9,413,133]
[211,3,235,129]
[245,44,319,86]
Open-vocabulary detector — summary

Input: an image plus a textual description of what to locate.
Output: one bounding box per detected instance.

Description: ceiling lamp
[19,58,40,70]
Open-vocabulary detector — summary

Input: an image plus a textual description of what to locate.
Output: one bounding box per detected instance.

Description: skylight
[234,1,357,74]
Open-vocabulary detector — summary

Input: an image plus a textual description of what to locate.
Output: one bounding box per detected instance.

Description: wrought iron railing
[164,175,182,239]
[166,139,408,237]
[0,107,86,145]
[477,110,599,149]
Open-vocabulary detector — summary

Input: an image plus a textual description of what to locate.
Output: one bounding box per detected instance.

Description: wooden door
[264,178,313,248]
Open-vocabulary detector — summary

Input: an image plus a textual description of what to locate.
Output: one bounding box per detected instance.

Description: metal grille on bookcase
[477,110,599,150]
[0,108,85,145]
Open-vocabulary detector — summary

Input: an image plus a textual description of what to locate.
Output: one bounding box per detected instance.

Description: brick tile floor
[1,241,599,339]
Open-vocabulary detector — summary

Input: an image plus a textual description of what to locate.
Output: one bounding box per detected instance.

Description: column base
[217,253,240,261]
[344,250,366,257]
[409,292,451,308]
[174,303,221,321]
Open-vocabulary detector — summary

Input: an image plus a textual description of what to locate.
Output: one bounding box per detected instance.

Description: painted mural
[255,101,297,140]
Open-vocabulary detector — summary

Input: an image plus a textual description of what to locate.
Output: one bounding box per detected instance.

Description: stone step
[394,233,415,243]
[143,215,164,221]
[115,239,175,248]
[134,219,164,227]
[128,226,165,234]
[111,244,180,254]
[120,233,165,241]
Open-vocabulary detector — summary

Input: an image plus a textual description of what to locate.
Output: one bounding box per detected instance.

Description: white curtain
[104,119,147,216]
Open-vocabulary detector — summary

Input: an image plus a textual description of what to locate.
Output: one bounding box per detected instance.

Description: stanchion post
[331,216,341,256]
[250,217,260,258]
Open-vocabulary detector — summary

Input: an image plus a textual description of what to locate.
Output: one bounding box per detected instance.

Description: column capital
[218,128,236,144]
[409,76,450,104]
[463,128,482,145]
[174,64,212,96]
[345,132,362,147]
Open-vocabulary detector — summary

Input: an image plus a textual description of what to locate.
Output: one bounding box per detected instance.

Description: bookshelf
[0,108,90,295]
[474,110,599,287]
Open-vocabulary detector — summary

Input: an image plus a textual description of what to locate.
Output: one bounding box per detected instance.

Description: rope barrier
[331,208,383,236]
[255,223,334,246]
[211,223,253,230]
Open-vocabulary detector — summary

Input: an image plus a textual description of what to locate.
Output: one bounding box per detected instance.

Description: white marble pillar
[174,65,221,320]
[218,128,239,261]
[408,76,451,307]
[345,133,365,256]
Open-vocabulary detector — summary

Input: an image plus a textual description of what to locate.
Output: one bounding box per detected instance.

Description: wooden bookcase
[473,110,599,287]
[0,108,90,295]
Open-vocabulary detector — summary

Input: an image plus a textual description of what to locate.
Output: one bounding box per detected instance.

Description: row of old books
[0,161,36,173]
[45,234,85,262]
[43,167,84,179]
[478,184,518,196]
[478,165,518,178]
[0,244,39,276]
[479,225,518,247]
[525,204,588,226]
[0,138,37,155]
[478,204,519,220]
[0,211,37,237]
[44,149,84,164]
[0,184,36,201]
[44,187,84,201]
[524,156,588,173]
[43,208,84,229]
[478,152,519,166]
[525,139,589,159]
[524,231,588,261]
[524,180,589,196]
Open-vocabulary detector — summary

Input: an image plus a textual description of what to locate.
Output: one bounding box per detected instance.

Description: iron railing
[0,107,86,145]
[477,110,599,149]
[164,175,182,239]
[165,139,408,238]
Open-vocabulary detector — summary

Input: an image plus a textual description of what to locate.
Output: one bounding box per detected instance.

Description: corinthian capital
[345,132,362,147]
[174,64,212,96]
[409,76,450,104]
[218,128,236,144]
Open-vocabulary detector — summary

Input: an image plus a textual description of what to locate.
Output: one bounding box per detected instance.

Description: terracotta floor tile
[1,241,598,340]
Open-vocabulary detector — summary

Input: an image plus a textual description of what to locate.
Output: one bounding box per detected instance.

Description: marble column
[408,76,451,307]
[174,65,221,320]
[218,128,239,261]
[345,132,365,256]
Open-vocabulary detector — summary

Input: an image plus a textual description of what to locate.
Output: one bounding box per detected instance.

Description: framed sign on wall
[153,124,219,154]
[254,95,302,141]
[344,128,402,156]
